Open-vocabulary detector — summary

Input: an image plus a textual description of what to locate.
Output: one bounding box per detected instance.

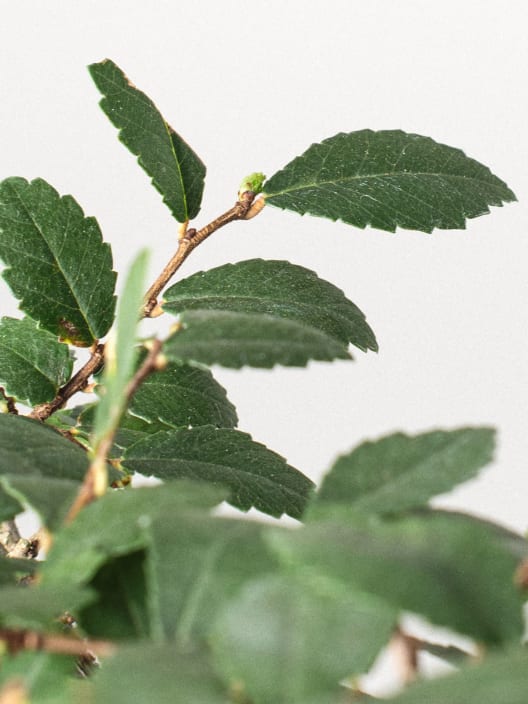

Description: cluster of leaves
[0,59,525,703]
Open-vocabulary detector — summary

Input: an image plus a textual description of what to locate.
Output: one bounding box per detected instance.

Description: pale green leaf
[264,130,516,233]
[89,59,206,222]
[0,177,116,346]
[388,647,528,704]
[92,249,149,449]
[211,574,396,704]
[310,427,495,517]
[91,644,228,704]
[163,258,377,352]
[0,653,78,703]
[268,511,526,645]
[122,426,314,518]
[164,309,351,369]
[0,584,94,631]
[0,316,73,405]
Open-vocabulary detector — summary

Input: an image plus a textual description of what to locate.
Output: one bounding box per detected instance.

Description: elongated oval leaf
[122,425,314,518]
[264,130,516,233]
[310,427,495,517]
[163,259,377,353]
[268,511,526,645]
[128,360,238,429]
[164,309,350,369]
[0,177,116,346]
[92,250,148,450]
[89,59,206,222]
[0,316,73,405]
[211,574,396,704]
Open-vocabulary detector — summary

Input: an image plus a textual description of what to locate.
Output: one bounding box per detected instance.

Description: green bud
[239,172,266,197]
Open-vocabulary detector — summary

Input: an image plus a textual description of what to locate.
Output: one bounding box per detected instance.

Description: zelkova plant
[0,58,524,702]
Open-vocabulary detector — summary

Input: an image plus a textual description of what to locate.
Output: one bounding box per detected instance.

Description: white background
[1,1,527,532]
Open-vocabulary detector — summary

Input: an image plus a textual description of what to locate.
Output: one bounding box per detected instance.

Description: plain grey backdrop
[1,1,527,530]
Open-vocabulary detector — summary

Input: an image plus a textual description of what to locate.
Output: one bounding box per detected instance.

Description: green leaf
[128,360,238,429]
[42,485,277,643]
[122,426,314,518]
[0,317,73,405]
[92,250,149,450]
[91,644,229,704]
[0,476,81,531]
[0,584,94,631]
[163,259,377,353]
[387,647,528,704]
[310,427,495,517]
[89,59,206,222]
[0,415,91,520]
[0,177,116,346]
[0,556,37,585]
[42,484,229,589]
[211,574,396,704]
[0,653,77,703]
[268,511,526,645]
[264,130,516,233]
[80,550,151,640]
[164,309,351,369]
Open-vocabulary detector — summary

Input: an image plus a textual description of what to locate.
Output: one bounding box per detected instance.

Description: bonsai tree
[0,59,525,703]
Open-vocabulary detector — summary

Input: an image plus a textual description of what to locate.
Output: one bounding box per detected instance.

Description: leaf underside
[163,258,377,353]
[89,59,206,222]
[0,177,116,345]
[264,130,516,233]
[164,309,351,369]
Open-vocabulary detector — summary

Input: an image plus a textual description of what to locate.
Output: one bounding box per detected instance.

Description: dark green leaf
[0,414,119,524]
[0,177,116,345]
[80,550,151,640]
[0,653,77,703]
[89,59,206,222]
[129,360,238,429]
[268,511,526,645]
[164,309,351,369]
[311,428,495,517]
[122,426,314,518]
[163,259,377,353]
[0,317,73,405]
[92,644,228,704]
[211,574,396,704]
[264,130,516,233]
[0,415,91,520]
[387,647,528,704]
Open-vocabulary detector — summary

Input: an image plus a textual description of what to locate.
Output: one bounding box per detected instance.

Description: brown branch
[143,190,256,317]
[28,343,105,422]
[0,388,18,415]
[0,627,115,658]
[64,339,164,524]
[27,190,260,426]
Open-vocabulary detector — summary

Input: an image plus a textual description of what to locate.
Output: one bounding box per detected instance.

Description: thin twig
[28,343,105,422]
[143,190,256,317]
[0,627,115,658]
[0,388,18,415]
[63,339,164,524]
